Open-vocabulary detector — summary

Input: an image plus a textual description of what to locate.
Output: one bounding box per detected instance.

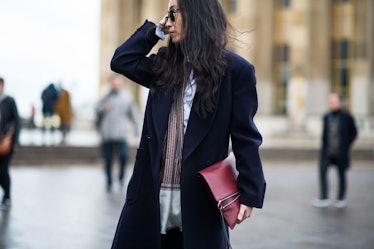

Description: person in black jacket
[0,77,20,209]
[312,93,357,208]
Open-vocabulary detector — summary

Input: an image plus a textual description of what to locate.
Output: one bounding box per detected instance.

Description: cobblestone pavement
[1,160,373,249]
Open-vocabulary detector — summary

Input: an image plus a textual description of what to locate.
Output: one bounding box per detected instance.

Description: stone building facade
[99,0,374,138]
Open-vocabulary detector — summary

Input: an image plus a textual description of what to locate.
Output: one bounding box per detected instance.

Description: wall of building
[99,0,374,138]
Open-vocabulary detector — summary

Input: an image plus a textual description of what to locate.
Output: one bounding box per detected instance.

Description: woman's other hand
[236,204,253,224]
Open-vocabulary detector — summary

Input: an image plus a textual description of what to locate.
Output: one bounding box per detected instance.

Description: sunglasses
[167,8,180,22]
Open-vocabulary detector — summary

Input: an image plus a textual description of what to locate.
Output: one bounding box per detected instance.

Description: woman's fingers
[237,204,253,224]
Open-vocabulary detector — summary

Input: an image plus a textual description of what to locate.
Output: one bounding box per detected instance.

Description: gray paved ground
[1,160,373,249]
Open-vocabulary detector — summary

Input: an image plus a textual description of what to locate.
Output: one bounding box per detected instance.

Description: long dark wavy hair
[151,0,229,118]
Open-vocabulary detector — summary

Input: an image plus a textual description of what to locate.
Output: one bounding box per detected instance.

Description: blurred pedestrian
[55,84,74,145]
[41,83,59,145]
[312,93,358,208]
[95,74,138,192]
[28,103,36,129]
[0,77,20,210]
[109,0,266,248]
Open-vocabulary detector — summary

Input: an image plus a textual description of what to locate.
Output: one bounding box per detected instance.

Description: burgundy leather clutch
[198,152,241,230]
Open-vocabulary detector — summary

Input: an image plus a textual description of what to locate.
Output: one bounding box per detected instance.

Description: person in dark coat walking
[0,77,20,209]
[41,83,58,145]
[110,0,266,248]
[313,93,357,208]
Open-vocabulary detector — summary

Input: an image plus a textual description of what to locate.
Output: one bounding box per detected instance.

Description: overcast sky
[0,0,100,118]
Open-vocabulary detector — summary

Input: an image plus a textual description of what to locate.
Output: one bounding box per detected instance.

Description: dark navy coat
[110,20,266,249]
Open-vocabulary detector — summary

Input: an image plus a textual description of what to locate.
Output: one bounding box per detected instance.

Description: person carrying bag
[109,0,266,248]
[0,77,21,210]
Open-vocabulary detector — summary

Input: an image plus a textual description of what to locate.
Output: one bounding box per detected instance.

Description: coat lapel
[151,83,222,162]
[182,84,222,160]
[152,90,174,144]
[182,108,217,161]
[149,90,174,199]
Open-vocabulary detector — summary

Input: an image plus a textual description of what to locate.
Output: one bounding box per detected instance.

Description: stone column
[99,0,121,98]
[135,0,168,112]
[351,0,369,115]
[253,0,274,115]
[287,69,308,130]
[230,0,255,60]
[286,0,310,131]
[370,0,374,115]
[141,0,166,23]
[307,0,331,116]
[350,0,374,137]
[100,0,167,109]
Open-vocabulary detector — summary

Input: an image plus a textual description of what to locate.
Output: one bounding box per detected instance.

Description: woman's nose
[165,17,172,27]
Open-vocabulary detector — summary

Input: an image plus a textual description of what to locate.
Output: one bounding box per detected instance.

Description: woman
[110,0,266,248]
[0,77,20,209]
[54,86,73,145]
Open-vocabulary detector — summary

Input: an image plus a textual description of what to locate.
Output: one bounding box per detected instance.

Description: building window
[275,0,291,9]
[221,0,237,15]
[331,0,354,108]
[273,4,290,115]
[229,0,237,14]
[273,50,290,115]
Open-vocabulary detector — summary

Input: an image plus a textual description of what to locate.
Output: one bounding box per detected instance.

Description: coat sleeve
[229,55,266,208]
[110,20,161,88]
